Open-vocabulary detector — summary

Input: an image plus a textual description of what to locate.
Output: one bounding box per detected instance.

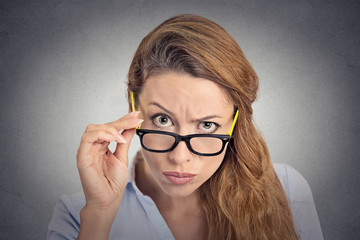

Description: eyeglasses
[131,92,239,156]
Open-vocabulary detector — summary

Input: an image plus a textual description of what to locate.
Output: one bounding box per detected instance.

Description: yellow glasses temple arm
[131,92,140,129]
[131,92,136,112]
[228,109,239,136]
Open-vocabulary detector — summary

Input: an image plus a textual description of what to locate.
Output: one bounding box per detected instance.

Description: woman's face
[137,71,235,198]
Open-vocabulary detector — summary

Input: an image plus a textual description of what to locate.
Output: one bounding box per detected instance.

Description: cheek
[197,153,226,179]
[141,149,164,173]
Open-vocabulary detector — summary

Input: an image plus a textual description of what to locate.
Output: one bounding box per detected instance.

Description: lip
[163,172,196,185]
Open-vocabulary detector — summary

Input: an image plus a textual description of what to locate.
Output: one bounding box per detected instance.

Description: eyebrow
[195,115,222,122]
[148,102,175,116]
[148,101,223,122]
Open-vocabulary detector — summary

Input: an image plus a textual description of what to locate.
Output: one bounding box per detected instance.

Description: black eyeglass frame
[136,128,231,157]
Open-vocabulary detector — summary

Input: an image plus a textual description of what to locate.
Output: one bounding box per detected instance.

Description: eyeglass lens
[142,133,224,154]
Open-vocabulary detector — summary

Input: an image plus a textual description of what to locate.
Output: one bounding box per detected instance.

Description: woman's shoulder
[58,191,86,217]
[47,182,170,240]
[49,182,138,220]
[273,163,324,240]
[273,163,313,203]
[47,183,136,239]
[47,192,83,239]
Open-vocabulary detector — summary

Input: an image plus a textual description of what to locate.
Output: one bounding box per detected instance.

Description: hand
[76,111,143,210]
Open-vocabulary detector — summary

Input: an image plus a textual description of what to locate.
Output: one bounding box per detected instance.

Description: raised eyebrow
[148,102,175,116]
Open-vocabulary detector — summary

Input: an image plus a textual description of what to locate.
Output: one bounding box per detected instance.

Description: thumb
[114,128,136,165]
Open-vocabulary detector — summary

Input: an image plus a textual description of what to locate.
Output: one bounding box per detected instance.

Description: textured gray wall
[1,0,359,239]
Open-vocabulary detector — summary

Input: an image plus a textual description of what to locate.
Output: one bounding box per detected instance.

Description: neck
[135,156,208,239]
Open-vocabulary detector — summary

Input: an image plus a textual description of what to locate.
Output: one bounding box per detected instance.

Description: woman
[48,14,323,239]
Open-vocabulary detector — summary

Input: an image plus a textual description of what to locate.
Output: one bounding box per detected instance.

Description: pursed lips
[163,171,196,185]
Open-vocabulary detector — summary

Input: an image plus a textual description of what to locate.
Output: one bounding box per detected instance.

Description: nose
[168,140,192,164]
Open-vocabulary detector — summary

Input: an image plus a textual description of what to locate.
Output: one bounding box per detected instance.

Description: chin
[159,180,201,198]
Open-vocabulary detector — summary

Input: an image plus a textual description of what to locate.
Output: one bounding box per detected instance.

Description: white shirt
[47,163,324,239]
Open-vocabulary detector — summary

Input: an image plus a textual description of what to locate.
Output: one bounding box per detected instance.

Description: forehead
[139,72,233,114]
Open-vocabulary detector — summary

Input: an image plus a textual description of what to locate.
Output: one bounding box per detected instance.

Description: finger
[106,111,141,125]
[86,125,127,144]
[77,130,118,162]
[106,118,143,131]
[84,111,141,132]
[113,128,136,165]
[81,130,116,144]
[105,112,143,131]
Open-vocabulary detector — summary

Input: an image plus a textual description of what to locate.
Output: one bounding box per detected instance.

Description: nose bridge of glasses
[178,134,191,142]
[167,135,194,161]
[172,134,192,151]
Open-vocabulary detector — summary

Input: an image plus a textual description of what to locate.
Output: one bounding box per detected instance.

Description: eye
[199,121,219,133]
[152,114,173,128]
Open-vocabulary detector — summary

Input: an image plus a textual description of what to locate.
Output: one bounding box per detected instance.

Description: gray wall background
[1,0,359,239]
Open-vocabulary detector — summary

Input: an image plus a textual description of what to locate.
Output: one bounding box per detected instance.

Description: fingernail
[137,119,144,127]
[117,134,127,143]
[129,111,141,116]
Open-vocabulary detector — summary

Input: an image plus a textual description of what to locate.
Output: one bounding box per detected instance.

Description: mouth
[163,171,196,185]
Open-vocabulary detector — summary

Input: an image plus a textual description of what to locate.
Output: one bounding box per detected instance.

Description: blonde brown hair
[127,14,298,240]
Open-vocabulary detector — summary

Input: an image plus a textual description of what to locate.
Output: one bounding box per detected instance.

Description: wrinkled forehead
[139,72,233,117]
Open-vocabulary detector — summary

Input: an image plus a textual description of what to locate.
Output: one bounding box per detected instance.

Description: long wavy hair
[127,14,298,240]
